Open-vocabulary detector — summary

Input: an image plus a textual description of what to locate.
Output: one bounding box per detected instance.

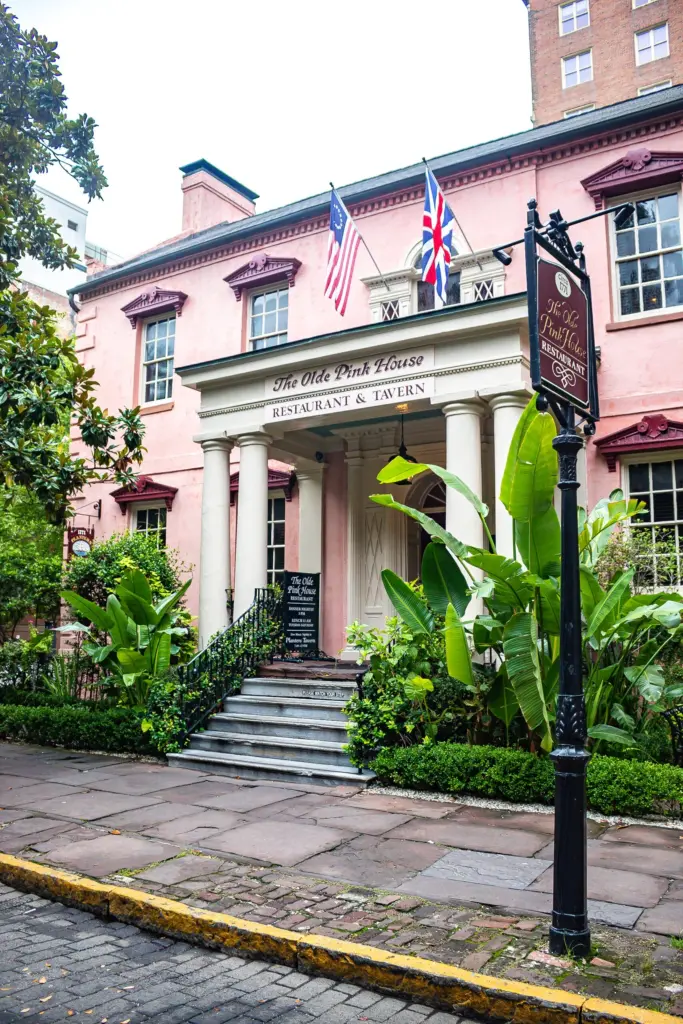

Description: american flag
[422,167,455,308]
[325,188,361,316]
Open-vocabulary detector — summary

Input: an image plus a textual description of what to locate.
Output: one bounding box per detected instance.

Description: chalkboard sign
[283,571,320,654]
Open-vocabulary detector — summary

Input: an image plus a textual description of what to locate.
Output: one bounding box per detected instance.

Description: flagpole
[421,158,482,270]
[330,183,391,294]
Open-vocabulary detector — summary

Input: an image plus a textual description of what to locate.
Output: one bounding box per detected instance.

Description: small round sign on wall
[555,271,572,298]
[71,539,91,557]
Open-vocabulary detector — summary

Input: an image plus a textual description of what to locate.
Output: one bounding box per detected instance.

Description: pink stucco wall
[74,112,683,648]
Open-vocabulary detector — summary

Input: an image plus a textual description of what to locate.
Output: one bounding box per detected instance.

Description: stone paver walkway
[3,743,683,1014]
[0,884,464,1023]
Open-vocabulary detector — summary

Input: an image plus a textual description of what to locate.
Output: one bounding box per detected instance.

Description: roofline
[70,85,683,299]
[176,291,528,379]
[179,159,260,202]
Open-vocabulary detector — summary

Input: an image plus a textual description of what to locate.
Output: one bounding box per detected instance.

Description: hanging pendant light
[387,414,417,485]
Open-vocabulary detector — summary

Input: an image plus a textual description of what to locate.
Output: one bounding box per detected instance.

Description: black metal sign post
[525,198,599,958]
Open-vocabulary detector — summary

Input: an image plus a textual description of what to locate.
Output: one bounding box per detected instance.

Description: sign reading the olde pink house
[537,258,589,410]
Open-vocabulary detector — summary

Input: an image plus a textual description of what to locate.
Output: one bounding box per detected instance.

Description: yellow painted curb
[0,853,678,1024]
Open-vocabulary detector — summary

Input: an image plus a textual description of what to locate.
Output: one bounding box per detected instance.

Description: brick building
[523,0,683,125]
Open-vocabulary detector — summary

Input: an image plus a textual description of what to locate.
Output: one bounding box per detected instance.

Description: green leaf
[534,578,561,635]
[119,568,152,604]
[153,577,192,619]
[502,612,552,751]
[472,615,504,652]
[587,724,638,747]
[465,551,532,608]
[579,567,605,623]
[509,411,557,522]
[371,493,469,558]
[516,506,561,578]
[444,603,474,687]
[105,594,133,649]
[377,459,488,517]
[488,668,519,727]
[59,590,112,634]
[148,629,172,676]
[83,641,115,664]
[586,568,634,639]
[116,648,147,674]
[403,675,434,700]
[500,397,537,512]
[377,456,428,484]
[381,570,433,633]
[624,663,665,703]
[116,586,159,626]
[421,542,468,617]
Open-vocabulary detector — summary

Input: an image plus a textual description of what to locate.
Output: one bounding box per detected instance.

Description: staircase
[168,661,375,786]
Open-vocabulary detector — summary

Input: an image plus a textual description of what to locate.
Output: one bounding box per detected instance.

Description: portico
[177,294,531,651]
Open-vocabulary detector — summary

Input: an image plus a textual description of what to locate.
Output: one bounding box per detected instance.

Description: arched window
[414,249,461,311]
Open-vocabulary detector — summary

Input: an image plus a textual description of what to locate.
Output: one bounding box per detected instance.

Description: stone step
[242,676,357,701]
[189,730,353,767]
[224,694,348,722]
[167,749,374,787]
[208,712,349,743]
[260,661,361,681]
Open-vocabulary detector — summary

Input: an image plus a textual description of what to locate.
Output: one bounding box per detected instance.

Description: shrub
[63,532,187,608]
[0,704,158,756]
[370,742,683,817]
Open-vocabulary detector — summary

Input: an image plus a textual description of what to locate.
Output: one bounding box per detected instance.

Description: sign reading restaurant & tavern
[283,571,320,653]
[536,258,589,409]
[265,348,434,422]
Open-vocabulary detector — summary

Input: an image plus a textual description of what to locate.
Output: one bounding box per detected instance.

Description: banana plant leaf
[488,668,519,727]
[585,568,634,640]
[587,724,638,747]
[502,611,552,751]
[624,663,665,702]
[516,505,561,578]
[579,566,605,623]
[377,457,488,518]
[421,542,468,617]
[508,411,558,523]
[371,493,469,558]
[465,551,532,609]
[148,630,172,677]
[106,594,135,649]
[500,398,538,512]
[119,568,153,604]
[116,587,159,626]
[60,590,113,634]
[472,615,504,652]
[381,569,433,633]
[154,577,192,619]
[116,649,147,675]
[533,577,561,635]
[444,603,474,687]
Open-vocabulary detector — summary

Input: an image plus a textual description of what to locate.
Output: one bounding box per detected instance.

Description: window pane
[637,199,657,224]
[273,522,285,546]
[665,278,683,307]
[619,260,639,286]
[640,256,661,281]
[265,292,277,312]
[145,323,157,341]
[638,225,658,252]
[620,288,640,315]
[252,294,264,314]
[676,461,683,488]
[145,341,155,361]
[643,283,662,309]
[653,24,667,43]
[617,231,636,257]
[661,222,681,248]
[629,463,650,492]
[167,336,175,356]
[274,548,285,570]
[274,497,285,519]
[156,337,167,358]
[146,363,157,382]
[167,378,173,399]
[663,251,683,277]
[659,194,678,220]
[652,462,673,489]
[264,312,276,334]
[144,383,155,403]
[251,315,263,338]
[279,308,289,331]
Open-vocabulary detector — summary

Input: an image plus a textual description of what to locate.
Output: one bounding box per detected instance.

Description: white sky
[12,0,532,260]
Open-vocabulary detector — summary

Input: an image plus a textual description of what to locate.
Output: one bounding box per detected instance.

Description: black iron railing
[177,587,283,742]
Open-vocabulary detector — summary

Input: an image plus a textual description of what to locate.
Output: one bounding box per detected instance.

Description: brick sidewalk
[2,743,683,1014]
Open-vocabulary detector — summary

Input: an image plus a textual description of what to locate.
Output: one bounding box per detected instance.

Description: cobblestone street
[0,885,465,1024]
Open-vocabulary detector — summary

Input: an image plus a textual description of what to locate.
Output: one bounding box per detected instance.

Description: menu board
[283,571,320,654]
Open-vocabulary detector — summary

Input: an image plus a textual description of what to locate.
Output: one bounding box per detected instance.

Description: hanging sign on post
[283,571,320,654]
[535,257,590,410]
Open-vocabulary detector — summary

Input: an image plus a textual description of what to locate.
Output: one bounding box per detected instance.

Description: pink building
[69,87,683,657]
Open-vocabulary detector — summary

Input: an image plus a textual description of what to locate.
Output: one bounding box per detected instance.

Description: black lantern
[386,414,417,485]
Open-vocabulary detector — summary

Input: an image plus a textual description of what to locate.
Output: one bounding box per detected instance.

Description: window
[134,505,167,547]
[67,219,78,231]
[267,496,286,585]
[562,50,593,88]
[627,459,683,588]
[635,24,669,65]
[559,0,589,35]
[414,250,460,311]
[381,300,400,321]
[250,288,288,350]
[142,316,175,403]
[613,192,683,317]
[633,0,660,7]
[638,80,672,95]
[473,279,494,302]
[564,103,596,117]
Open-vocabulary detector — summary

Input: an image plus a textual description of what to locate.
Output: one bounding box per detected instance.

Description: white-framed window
[133,504,167,547]
[267,495,286,585]
[559,0,589,35]
[638,80,672,95]
[564,103,596,117]
[625,455,683,589]
[413,250,461,311]
[250,288,289,350]
[635,23,669,65]
[612,189,683,318]
[562,50,593,88]
[633,0,660,7]
[381,299,400,321]
[142,316,175,404]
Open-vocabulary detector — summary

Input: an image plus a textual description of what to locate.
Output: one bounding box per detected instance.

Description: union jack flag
[325,188,361,316]
[422,167,455,308]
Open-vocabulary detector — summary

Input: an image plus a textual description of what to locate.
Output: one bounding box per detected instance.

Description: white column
[233,433,270,619]
[199,438,232,648]
[443,400,486,550]
[297,467,324,574]
[341,449,365,658]
[490,394,528,559]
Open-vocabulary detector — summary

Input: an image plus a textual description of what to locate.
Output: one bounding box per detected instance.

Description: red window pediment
[121,286,188,328]
[110,476,178,514]
[594,414,683,471]
[224,253,302,301]
[581,148,683,210]
[229,468,294,504]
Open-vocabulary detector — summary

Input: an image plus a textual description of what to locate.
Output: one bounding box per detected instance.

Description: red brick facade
[524,0,683,125]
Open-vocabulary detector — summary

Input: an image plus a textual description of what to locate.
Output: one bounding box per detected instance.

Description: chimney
[180,159,258,234]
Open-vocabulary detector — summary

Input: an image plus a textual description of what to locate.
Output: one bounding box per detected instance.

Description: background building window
[381,299,400,321]
[628,459,683,588]
[638,80,672,95]
[559,0,589,35]
[267,496,286,585]
[250,288,288,349]
[143,316,175,403]
[633,0,660,7]
[564,104,596,117]
[614,192,683,316]
[134,505,167,547]
[635,24,669,65]
[562,50,593,88]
